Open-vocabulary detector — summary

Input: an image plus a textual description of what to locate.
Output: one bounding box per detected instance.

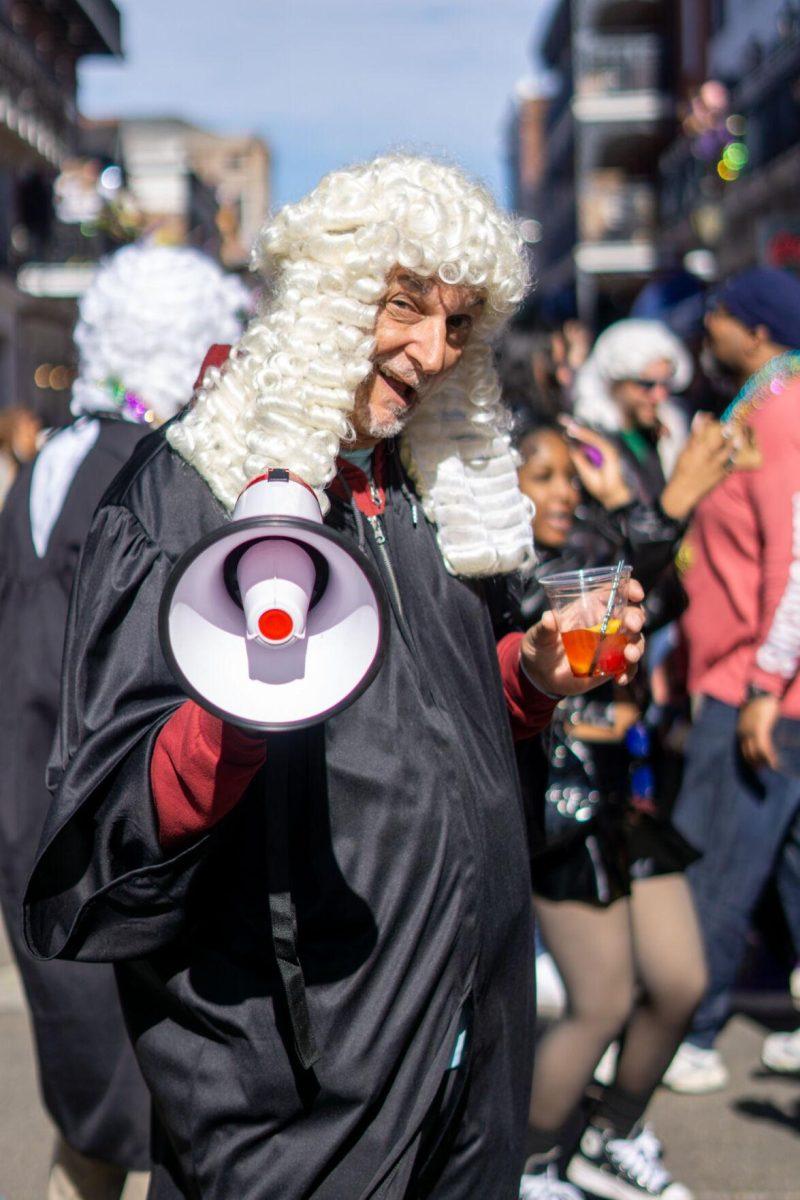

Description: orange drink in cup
[541,565,632,679]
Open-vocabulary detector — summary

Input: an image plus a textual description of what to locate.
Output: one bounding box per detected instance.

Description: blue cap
[709,267,800,349]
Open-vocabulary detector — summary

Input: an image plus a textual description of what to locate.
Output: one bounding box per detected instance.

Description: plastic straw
[587,560,625,677]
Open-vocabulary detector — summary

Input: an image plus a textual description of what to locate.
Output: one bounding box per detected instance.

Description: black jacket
[25,433,537,1200]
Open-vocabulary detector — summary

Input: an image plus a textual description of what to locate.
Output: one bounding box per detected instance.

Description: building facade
[660,0,800,278]
[82,117,271,270]
[517,0,677,326]
[0,0,121,419]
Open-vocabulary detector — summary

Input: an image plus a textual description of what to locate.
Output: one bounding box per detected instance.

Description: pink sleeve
[150,701,266,849]
[746,391,800,697]
[497,632,559,740]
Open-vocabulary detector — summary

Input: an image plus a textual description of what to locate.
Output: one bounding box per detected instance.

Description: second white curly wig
[167,154,535,578]
[71,243,249,424]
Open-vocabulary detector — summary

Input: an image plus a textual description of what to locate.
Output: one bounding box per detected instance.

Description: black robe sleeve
[25,502,214,964]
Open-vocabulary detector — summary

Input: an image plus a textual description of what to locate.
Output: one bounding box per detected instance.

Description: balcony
[580,175,655,240]
[0,20,74,164]
[734,33,800,172]
[575,176,657,274]
[573,32,671,123]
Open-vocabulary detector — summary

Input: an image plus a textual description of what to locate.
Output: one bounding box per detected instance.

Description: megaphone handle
[263,734,320,1071]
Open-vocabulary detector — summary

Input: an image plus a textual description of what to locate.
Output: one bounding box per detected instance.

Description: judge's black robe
[25,432,537,1199]
[0,417,151,1169]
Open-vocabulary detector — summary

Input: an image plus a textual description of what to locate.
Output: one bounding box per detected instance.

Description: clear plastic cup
[541,564,632,679]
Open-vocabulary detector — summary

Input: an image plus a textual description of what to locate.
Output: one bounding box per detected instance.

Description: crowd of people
[0,154,796,1200]
[509,271,800,1199]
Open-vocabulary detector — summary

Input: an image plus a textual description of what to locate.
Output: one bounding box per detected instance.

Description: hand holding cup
[519,568,645,698]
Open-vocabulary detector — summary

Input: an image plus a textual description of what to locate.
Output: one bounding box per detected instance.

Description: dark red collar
[330,443,387,516]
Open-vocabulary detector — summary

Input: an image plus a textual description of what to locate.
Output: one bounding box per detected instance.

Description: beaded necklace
[720,351,800,425]
[103,377,158,425]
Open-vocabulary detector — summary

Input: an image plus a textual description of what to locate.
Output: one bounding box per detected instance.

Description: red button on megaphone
[159,470,387,730]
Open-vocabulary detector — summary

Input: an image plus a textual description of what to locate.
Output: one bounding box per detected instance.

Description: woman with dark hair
[516,416,734,1200]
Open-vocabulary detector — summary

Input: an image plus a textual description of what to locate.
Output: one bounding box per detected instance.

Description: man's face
[704,305,755,373]
[610,358,674,431]
[351,268,485,445]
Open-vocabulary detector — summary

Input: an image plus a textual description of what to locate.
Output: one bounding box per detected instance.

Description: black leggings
[529,873,708,1145]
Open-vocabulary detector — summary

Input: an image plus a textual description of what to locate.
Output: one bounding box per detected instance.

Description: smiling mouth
[544,511,573,530]
[378,367,418,405]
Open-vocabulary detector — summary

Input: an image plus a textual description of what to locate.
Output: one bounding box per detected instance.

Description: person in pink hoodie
[665,267,800,1096]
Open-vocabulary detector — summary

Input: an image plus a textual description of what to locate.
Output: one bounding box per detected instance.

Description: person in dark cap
[708,265,800,352]
[663,266,800,1095]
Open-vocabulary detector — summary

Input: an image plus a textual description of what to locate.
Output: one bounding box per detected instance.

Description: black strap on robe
[265,731,320,1071]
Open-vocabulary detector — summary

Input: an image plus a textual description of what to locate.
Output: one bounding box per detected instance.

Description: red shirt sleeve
[497,632,559,740]
[150,701,266,849]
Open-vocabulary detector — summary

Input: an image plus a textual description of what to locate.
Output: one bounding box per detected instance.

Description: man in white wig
[572,319,693,496]
[24,157,644,1200]
[0,243,247,1200]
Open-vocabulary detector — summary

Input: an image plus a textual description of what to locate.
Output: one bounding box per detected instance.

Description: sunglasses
[623,377,673,391]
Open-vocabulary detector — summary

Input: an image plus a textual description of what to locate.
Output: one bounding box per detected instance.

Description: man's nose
[408,316,449,377]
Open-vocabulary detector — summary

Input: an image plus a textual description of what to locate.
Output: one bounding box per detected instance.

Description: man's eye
[448,315,472,332]
[389,297,415,312]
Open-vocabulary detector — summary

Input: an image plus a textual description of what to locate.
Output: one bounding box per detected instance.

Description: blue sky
[79,0,557,210]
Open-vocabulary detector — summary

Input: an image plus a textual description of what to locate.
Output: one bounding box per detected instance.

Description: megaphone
[159,469,388,730]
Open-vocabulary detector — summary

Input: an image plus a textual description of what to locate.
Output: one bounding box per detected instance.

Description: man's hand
[520,578,646,697]
[738,694,781,771]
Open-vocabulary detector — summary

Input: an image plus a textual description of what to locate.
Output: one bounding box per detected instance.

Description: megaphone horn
[159,468,388,731]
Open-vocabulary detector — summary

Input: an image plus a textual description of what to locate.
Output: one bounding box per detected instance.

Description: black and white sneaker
[566,1124,693,1200]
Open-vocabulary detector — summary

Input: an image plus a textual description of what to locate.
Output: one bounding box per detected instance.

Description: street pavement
[1,914,798,1199]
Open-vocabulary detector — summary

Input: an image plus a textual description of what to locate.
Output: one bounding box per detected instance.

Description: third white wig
[167,154,535,578]
[72,243,249,425]
[572,319,693,476]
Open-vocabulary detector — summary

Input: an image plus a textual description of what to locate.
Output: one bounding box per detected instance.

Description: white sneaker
[662,1043,729,1094]
[520,1162,584,1199]
[594,1042,619,1085]
[567,1124,693,1199]
[761,1027,800,1073]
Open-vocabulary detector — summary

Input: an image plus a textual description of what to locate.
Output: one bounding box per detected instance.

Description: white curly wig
[572,318,693,478]
[71,243,249,425]
[167,154,535,578]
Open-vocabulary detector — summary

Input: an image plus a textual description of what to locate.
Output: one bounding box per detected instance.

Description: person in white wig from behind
[572,318,693,482]
[0,242,247,1200]
[168,154,536,578]
[32,242,249,557]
